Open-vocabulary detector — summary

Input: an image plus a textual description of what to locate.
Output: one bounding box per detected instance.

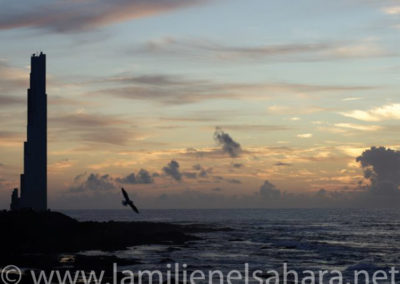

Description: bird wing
[128,202,140,214]
[121,187,130,201]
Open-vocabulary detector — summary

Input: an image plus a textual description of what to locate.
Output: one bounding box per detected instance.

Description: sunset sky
[0,0,399,209]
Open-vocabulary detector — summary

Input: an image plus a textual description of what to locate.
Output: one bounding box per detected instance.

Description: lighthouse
[11,52,47,211]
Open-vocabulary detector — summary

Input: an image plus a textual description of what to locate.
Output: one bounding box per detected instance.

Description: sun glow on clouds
[49,159,74,172]
[337,146,368,157]
[341,104,400,121]
[297,133,313,138]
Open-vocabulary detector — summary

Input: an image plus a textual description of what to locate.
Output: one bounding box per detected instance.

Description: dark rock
[0,210,201,268]
[0,210,230,272]
[1,210,198,256]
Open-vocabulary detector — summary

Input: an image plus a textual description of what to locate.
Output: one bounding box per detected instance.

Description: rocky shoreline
[1,210,230,272]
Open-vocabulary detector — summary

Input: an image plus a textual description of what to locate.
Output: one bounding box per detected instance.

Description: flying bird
[121,187,139,214]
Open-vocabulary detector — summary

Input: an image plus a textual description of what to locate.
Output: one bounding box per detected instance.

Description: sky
[0,0,399,209]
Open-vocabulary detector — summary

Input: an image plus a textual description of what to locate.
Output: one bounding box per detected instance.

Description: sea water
[62,208,400,283]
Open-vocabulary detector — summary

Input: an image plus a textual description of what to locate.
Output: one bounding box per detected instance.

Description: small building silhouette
[11,52,47,211]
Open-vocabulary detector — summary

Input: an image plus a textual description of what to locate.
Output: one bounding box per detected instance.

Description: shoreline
[1,210,230,272]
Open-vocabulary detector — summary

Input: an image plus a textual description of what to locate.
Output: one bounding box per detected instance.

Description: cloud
[192,164,212,177]
[139,36,329,56]
[356,147,400,195]
[0,95,24,105]
[138,37,393,61]
[259,180,281,199]
[342,97,362,102]
[94,74,234,105]
[163,160,182,181]
[58,172,400,209]
[297,133,312,138]
[160,162,212,181]
[182,172,197,179]
[274,162,292,166]
[192,164,203,171]
[69,173,116,192]
[0,131,21,140]
[50,112,136,145]
[211,187,222,192]
[334,123,382,132]
[70,169,154,193]
[232,163,243,168]
[52,112,126,127]
[226,178,241,184]
[0,0,205,33]
[330,42,387,58]
[214,127,242,157]
[49,159,74,172]
[219,124,291,132]
[341,104,400,121]
[116,169,154,184]
[209,175,241,184]
[0,130,23,148]
[382,6,400,15]
[95,72,374,106]
[0,61,28,100]
[105,74,207,86]
[73,172,87,183]
[267,105,329,115]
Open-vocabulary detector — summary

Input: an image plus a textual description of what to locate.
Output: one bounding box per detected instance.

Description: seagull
[121,187,139,214]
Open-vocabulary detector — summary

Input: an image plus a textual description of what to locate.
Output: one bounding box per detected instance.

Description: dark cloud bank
[69,169,155,193]
[68,159,215,195]
[116,169,153,185]
[356,146,400,196]
[58,127,400,208]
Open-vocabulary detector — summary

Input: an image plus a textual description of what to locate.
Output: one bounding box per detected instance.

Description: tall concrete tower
[11,52,47,211]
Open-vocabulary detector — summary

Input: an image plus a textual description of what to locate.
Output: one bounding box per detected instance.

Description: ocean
[62,208,400,282]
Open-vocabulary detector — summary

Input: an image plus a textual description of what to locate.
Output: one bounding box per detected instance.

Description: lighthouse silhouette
[11,52,47,211]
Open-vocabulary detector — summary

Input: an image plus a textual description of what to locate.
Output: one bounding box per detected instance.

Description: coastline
[1,210,228,272]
